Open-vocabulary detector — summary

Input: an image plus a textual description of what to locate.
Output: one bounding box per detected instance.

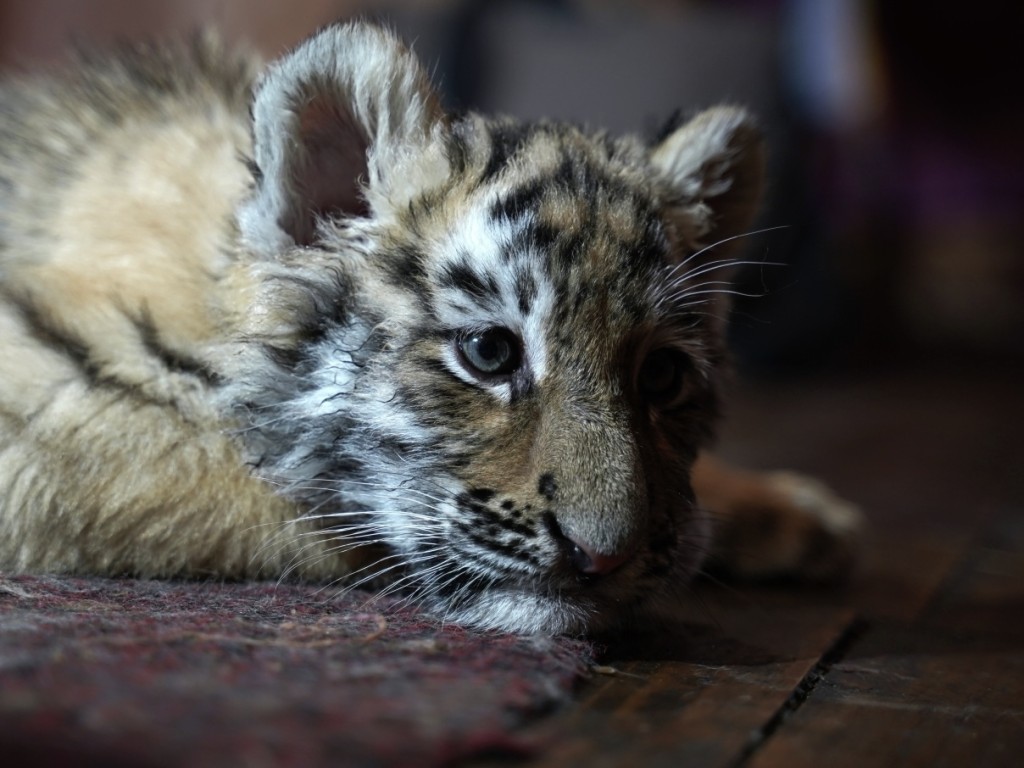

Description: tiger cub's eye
[638,348,690,406]
[457,328,522,379]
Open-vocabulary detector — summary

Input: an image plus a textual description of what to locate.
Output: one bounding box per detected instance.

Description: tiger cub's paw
[710,470,865,583]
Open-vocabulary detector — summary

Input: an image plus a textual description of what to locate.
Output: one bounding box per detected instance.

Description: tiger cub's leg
[693,454,865,582]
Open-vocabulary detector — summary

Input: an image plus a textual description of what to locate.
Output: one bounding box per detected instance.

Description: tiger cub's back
[0,34,342,579]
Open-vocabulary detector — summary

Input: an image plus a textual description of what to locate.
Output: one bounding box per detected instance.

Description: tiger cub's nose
[543,513,637,577]
[565,534,635,576]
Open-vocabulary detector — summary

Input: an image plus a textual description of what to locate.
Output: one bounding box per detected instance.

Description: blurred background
[2,0,1021,376]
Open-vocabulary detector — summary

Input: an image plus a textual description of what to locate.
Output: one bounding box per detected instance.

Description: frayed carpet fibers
[0,574,593,767]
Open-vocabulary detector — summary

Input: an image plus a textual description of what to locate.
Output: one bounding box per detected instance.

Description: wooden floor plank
[742,511,1024,767]
[515,587,857,768]
[922,529,1024,638]
[744,625,1024,768]
[850,528,970,623]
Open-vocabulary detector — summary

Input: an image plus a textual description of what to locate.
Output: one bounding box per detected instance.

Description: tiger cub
[0,22,861,634]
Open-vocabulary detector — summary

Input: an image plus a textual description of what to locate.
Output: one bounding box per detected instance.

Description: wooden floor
[483,356,1024,767]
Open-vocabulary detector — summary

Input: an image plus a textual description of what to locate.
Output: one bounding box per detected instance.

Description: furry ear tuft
[238,22,446,254]
[651,107,765,252]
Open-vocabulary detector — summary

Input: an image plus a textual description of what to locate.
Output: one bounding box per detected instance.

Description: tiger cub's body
[0,24,861,634]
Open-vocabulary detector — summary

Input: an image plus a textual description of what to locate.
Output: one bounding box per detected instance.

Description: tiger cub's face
[227,24,764,633]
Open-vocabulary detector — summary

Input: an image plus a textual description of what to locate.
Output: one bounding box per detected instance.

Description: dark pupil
[641,350,680,399]
[464,330,516,374]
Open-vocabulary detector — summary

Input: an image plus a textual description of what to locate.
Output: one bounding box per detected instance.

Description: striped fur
[0,23,857,634]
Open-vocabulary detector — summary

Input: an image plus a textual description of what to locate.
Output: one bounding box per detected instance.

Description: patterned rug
[0,575,593,767]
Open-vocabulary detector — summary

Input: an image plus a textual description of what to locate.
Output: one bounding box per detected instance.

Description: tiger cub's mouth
[380,507,696,634]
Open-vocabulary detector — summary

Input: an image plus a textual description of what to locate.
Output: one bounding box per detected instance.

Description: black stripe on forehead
[489,146,657,224]
[479,121,538,185]
[438,254,501,309]
[514,264,538,316]
[499,194,667,277]
[385,244,429,291]
[636,212,672,266]
[489,178,545,223]
[548,150,649,208]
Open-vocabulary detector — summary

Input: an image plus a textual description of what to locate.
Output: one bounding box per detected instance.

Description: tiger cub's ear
[650,106,765,254]
[238,22,448,254]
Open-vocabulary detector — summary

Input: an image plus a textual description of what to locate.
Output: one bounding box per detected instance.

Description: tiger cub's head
[226,23,764,634]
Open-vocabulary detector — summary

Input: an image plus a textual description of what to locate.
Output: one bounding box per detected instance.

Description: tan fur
[7,122,240,403]
[0,37,350,580]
